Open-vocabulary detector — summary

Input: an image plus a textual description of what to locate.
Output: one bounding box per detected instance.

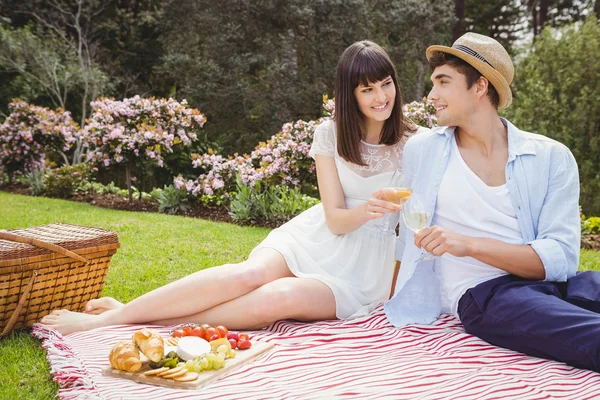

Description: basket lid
[0,223,119,261]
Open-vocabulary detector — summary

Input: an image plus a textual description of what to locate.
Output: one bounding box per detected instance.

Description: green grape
[216,344,229,354]
[185,360,195,372]
[199,357,209,370]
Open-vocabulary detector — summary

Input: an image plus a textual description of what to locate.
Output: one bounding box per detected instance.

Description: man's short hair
[429,51,500,109]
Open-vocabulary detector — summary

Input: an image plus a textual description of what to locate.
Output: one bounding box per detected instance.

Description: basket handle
[0,231,88,264]
[0,271,37,337]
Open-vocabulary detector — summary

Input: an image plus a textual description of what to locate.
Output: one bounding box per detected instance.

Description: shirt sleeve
[309,120,336,159]
[527,146,581,281]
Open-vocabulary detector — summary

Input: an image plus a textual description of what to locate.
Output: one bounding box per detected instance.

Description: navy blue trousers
[457,271,600,372]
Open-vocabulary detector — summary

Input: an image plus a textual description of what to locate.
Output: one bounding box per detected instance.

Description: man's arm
[415,145,580,281]
[526,147,581,281]
[417,230,545,280]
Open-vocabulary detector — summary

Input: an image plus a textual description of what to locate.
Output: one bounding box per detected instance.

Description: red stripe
[33,306,600,399]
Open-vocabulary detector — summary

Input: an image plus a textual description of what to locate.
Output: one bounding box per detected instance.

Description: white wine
[402,212,430,232]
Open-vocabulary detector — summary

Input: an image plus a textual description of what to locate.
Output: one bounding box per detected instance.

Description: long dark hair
[335,40,416,165]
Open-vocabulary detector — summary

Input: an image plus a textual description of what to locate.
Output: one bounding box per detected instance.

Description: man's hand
[414,226,470,257]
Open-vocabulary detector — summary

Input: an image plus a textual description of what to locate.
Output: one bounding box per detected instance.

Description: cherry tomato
[190,326,204,338]
[200,323,211,332]
[226,332,239,342]
[237,339,252,350]
[228,338,238,349]
[238,333,250,341]
[204,327,218,341]
[172,329,185,338]
[216,325,228,338]
[183,326,193,336]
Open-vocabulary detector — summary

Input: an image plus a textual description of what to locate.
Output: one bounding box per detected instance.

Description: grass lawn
[1,191,599,399]
[0,192,271,399]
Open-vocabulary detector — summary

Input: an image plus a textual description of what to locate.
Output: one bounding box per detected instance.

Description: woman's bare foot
[40,309,110,335]
[84,297,124,315]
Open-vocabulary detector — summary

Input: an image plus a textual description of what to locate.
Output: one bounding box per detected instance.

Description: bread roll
[109,341,142,372]
[133,328,164,363]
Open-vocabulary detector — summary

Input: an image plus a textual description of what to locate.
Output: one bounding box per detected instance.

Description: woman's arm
[315,155,400,235]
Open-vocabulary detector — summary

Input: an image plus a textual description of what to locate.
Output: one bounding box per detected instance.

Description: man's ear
[475,76,489,100]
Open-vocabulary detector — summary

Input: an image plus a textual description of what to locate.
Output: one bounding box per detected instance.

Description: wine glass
[401,193,436,262]
[378,170,411,234]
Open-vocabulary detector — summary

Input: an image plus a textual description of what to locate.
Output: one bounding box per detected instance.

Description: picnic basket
[0,223,120,337]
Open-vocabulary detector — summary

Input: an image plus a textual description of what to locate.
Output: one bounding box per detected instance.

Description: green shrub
[44,163,93,198]
[582,216,600,235]
[199,194,229,208]
[24,169,46,196]
[505,16,600,214]
[0,171,7,187]
[158,185,191,214]
[229,175,320,223]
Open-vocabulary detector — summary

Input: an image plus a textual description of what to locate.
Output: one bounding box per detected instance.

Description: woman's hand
[364,189,403,220]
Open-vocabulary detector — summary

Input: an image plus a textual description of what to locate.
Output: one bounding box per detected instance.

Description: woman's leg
[41,248,293,335]
[84,297,124,314]
[149,277,337,330]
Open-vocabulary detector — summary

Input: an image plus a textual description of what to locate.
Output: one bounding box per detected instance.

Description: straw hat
[426,32,514,109]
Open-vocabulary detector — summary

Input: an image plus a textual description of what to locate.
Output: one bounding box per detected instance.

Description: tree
[156,0,453,154]
[0,25,81,111]
[527,0,596,35]
[505,15,600,213]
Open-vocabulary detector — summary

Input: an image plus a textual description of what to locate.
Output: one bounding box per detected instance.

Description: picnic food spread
[107,324,256,385]
[132,328,164,362]
[109,341,143,372]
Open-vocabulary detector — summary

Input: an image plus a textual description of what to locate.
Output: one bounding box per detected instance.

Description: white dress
[250,119,413,319]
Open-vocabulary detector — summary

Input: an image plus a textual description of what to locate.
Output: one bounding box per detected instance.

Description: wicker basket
[0,223,120,337]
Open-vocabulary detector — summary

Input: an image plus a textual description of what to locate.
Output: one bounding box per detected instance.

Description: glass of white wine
[401,193,436,262]
[379,171,411,234]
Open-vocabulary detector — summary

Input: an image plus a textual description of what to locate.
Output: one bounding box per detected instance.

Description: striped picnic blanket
[32,305,600,399]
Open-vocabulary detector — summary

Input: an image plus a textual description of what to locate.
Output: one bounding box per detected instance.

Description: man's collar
[432,118,537,158]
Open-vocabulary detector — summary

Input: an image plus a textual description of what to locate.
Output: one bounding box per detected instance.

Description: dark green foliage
[505,15,600,214]
[156,0,454,153]
[229,175,320,223]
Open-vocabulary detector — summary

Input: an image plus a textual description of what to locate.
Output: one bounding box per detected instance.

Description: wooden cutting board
[102,341,274,390]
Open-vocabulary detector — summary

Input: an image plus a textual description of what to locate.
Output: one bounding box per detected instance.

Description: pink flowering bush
[175,118,321,202]
[83,95,206,201]
[0,99,80,181]
[177,97,436,202]
[403,98,438,128]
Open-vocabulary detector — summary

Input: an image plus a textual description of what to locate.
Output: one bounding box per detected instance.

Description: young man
[384,32,600,372]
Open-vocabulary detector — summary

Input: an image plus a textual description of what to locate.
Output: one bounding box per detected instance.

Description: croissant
[133,328,164,363]
[109,341,142,372]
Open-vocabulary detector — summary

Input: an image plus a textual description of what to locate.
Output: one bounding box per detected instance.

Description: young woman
[41,41,418,335]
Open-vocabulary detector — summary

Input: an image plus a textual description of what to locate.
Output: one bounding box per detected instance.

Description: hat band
[453,45,495,69]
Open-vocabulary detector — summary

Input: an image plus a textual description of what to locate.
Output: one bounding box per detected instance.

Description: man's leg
[565,271,600,313]
[458,274,600,372]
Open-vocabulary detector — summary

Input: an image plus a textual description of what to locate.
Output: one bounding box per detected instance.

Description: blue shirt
[384,118,581,327]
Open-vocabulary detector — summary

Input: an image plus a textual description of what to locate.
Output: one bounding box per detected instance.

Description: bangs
[351,48,395,88]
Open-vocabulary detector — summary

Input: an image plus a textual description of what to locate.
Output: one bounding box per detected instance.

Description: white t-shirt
[432,136,524,317]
